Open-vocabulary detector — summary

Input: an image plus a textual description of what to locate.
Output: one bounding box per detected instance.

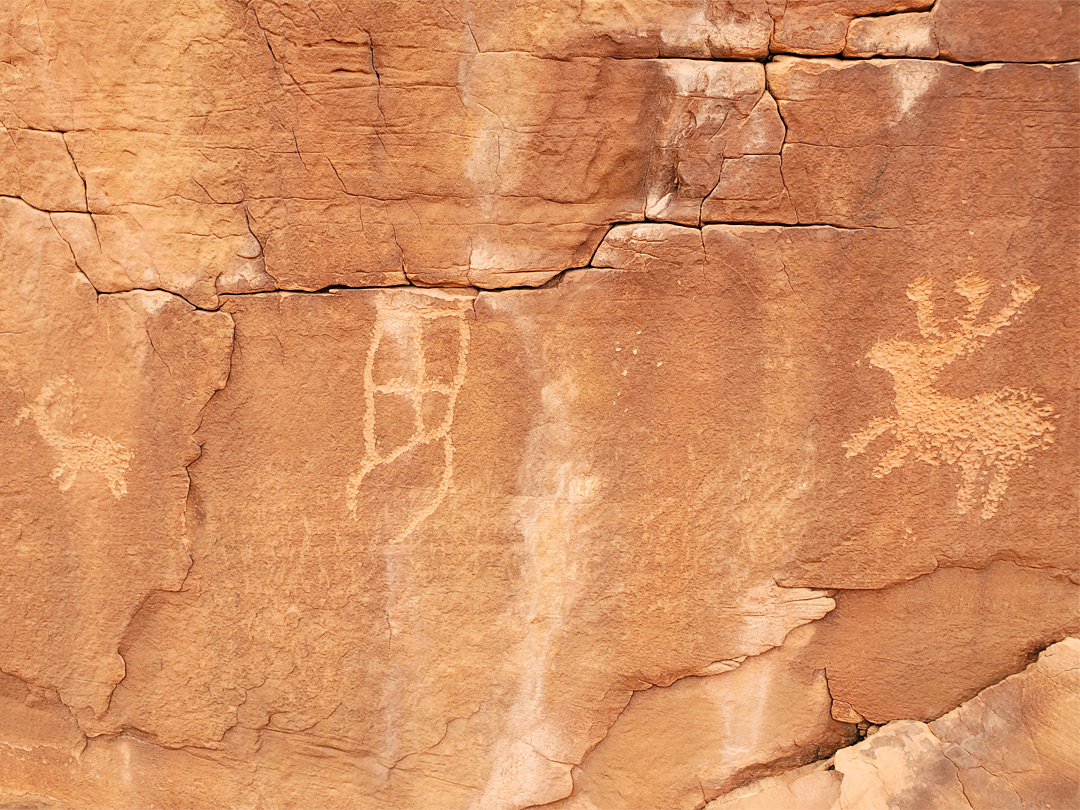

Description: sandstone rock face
[1,1,1077,808]
[0,198,233,734]
[708,637,1080,810]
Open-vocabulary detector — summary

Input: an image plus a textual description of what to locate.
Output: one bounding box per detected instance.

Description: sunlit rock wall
[1,1,1077,808]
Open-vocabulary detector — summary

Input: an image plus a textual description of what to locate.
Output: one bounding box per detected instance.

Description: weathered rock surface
[3,1,1073,306]
[547,623,857,810]
[844,1,1080,61]
[933,0,1080,63]
[767,57,1077,228]
[708,637,1080,810]
[844,12,939,59]
[1,1,1077,808]
[809,563,1079,725]
[0,197,233,734]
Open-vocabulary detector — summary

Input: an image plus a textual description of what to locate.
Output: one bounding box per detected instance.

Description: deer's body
[17,376,133,498]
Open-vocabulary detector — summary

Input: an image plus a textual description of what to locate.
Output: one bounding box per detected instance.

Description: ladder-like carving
[346,295,472,543]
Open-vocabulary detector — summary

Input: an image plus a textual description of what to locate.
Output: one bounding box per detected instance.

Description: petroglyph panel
[17,376,135,499]
[32,214,1070,807]
[1,6,1077,810]
[845,274,1056,519]
[347,291,473,544]
[596,222,1078,588]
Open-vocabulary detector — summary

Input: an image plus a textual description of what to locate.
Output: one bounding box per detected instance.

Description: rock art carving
[844,274,1056,519]
[1,5,1077,808]
[346,295,472,542]
[15,376,133,498]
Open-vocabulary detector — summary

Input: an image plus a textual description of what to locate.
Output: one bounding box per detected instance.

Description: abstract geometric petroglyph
[346,293,472,543]
[845,274,1057,519]
[15,376,133,498]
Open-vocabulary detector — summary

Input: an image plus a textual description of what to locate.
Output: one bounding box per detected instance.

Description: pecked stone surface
[1,2,1078,809]
[594,221,1078,584]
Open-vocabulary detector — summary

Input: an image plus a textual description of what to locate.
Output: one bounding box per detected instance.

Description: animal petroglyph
[346,294,472,543]
[844,274,1056,519]
[16,376,133,498]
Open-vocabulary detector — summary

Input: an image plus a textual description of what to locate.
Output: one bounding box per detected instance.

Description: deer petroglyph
[844,273,1056,519]
[16,376,133,498]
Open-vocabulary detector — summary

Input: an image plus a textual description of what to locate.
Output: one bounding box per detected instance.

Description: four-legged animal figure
[844,273,1056,519]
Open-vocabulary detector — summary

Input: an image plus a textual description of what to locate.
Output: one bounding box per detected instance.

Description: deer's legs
[955,457,983,515]
[980,463,1011,520]
[843,416,895,458]
[51,464,77,492]
[906,275,942,338]
[871,432,913,477]
[954,273,993,327]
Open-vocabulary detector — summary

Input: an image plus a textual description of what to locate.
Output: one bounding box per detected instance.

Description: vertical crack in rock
[518,595,840,810]
[47,211,101,296]
[183,315,237,518]
[58,133,91,224]
[241,203,265,261]
[764,67,796,223]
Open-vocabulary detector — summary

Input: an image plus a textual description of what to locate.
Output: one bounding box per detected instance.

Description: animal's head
[32,376,79,423]
[904,272,1039,344]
